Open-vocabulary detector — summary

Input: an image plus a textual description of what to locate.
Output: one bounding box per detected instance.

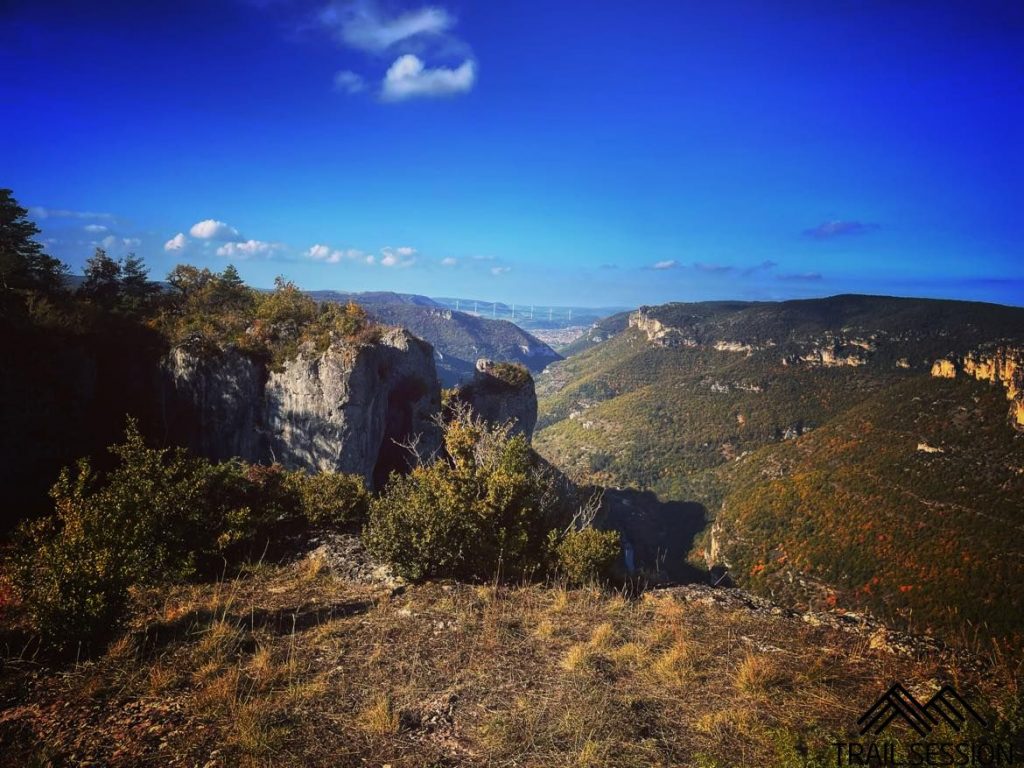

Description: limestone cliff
[929,346,1024,429]
[454,359,538,439]
[160,347,265,463]
[161,328,443,487]
[628,309,698,348]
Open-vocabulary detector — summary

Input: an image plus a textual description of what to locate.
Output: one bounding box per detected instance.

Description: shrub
[364,407,565,581]
[10,423,301,648]
[209,462,298,552]
[556,528,621,585]
[488,362,532,388]
[12,422,222,646]
[288,471,369,527]
[160,272,379,368]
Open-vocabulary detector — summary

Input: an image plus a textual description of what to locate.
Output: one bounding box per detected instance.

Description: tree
[79,247,122,306]
[119,253,160,312]
[166,264,212,298]
[0,188,66,292]
[220,264,244,288]
[212,264,253,312]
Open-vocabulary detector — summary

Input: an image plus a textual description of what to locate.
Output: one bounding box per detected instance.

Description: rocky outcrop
[630,310,773,353]
[798,345,867,367]
[161,328,443,487]
[628,310,698,348]
[930,346,1024,430]
[161,348,265,463]
[930,358,956,378]
[713,340,756,355]
[455,359,538,439]
[266,328,442,486]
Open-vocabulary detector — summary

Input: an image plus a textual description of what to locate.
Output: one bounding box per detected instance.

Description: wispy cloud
[440,256,457,266]
[381,54,474,100]
[315,2,475,101]
[94,235,141,254]
[333,70,366,93]
[777,271,824,282]
[83,224,108,233]
[320,2,454,53]
[30,206,115,221]
[190,219,243,241]
[803,220,876,239]
[380,245,417,267]
[741,260,778,276]
[693,262,733,274]
[651,260,678,270]
[491,266,511,276]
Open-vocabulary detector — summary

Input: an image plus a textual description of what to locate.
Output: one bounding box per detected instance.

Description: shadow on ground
[602,488,709,584]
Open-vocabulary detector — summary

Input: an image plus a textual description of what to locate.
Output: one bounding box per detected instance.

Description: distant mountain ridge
[310,290,561,385]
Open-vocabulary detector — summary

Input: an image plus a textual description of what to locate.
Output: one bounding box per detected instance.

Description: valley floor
[1,536,1019,768]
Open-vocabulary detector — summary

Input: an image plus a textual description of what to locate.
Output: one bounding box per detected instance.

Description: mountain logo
[857,683,987,737]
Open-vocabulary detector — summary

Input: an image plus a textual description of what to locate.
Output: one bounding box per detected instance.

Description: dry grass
[357,693,399,736]
[1,555,1018,768]
[734,651,785,694]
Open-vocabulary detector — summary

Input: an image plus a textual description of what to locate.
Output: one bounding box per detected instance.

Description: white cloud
[380,245,416,267]
[323,3,454,53]
[365,254,376,265]
[381,55,475,101]
[164,233,188,252]
[216,240,281,259]
[652,260,678,270]
[440,257,457,266]
[307,244,332,260]
[96,235,141,252]
[334,70,366,93]
[190,219,242,241]
[491,266,511,276]
[306,243,365,264]
[29,206,114,221]
[84,224,108,233]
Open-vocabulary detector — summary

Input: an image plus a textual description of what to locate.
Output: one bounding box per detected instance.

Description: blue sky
[2,0,1022,307]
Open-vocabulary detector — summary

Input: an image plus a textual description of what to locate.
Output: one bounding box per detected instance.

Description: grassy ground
[1,545,1020,767]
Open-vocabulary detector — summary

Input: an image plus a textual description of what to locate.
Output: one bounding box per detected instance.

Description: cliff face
[456,359,538,439]
[161,328,443,487]
[161,347,265,463]
[930,346,1024,429]
[628,309,698,348]
[266,328,442,486]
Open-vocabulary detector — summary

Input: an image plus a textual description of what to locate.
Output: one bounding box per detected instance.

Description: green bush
[487,361,532,389]
[12,419,376,647]
[364,407,564,581]
[12,421,235,646]
[160,271,379,369]
[556,527,621,585]
[288,471,369,526]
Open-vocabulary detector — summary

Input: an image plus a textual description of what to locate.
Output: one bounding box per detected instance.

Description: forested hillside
[536,296,1024,645]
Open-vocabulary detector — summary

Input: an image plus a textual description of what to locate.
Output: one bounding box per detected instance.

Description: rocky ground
[1,535,1020,767]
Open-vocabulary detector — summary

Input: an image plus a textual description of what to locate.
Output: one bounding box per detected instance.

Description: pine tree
[80,247,122,306]
[220,264,243,288]
[0,188,66,292]
[120,253,159,310]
